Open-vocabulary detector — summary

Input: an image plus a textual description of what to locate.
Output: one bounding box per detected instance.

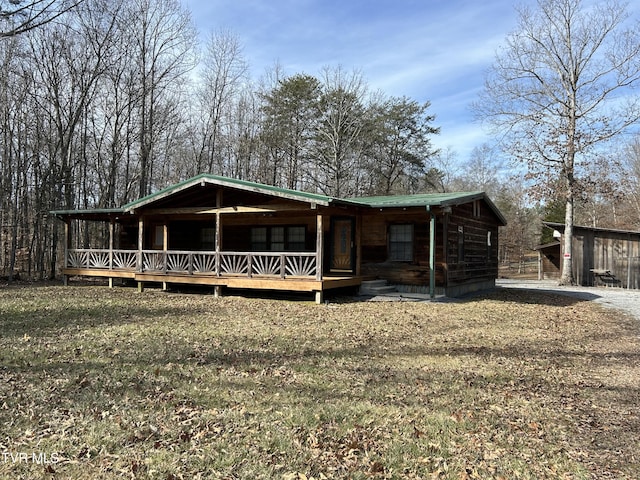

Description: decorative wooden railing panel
[251,254,282,276]
[219,252,249,275]
[66,249,318,278]
[142,251,166,272]
[192,253,217,273]
[113,251,137,270]
[285,254,317,277]
[67,249,137,270]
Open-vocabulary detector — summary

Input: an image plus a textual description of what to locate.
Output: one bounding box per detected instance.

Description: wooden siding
[541,225,640,289]
[359,210,443,286]
[357,202,501,289]
[446,203,500,287]
[573,229,640,289]
[541,249,561,279]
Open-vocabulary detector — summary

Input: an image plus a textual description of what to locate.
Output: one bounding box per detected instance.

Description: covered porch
[53,175,366,303]
[62,246,362,302]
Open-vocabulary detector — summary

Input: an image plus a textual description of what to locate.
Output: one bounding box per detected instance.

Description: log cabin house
[51,174,507,302]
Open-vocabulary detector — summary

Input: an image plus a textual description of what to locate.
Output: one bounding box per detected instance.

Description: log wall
[358,202,500,289]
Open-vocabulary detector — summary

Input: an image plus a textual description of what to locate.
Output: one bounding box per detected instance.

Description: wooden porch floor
[62,268,364,299]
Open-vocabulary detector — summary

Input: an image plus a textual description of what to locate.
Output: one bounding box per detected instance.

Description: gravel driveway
[497,278,640,321]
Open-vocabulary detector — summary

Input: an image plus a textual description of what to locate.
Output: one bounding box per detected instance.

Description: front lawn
[1,284,638,479]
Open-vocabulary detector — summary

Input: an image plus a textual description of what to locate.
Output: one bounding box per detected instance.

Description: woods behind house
[1,0,640,280]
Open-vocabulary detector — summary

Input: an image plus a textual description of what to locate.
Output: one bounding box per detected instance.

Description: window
[288,226,306,251]
[251,226,306,252]
[473,200,481,217]
[251,227,268,251]
[389,224,413,261]
[271,227,285,251]
[201,227,216,250]
[153,225,164,249]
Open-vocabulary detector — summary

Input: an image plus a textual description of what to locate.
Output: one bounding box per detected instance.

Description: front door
[330,218,355,272]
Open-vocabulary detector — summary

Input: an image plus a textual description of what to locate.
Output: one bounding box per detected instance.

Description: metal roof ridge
[123,173,337,211]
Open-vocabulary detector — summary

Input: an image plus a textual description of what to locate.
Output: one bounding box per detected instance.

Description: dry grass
[0,283,638,479]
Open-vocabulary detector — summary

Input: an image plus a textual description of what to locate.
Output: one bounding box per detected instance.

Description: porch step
[359,279,397,296]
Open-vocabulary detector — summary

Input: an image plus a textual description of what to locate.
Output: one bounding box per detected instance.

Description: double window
[389,224,413,261]
[251,226,306,252]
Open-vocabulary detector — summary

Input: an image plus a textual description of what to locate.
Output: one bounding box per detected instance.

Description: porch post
[316,213,323,281]
[442,210,449,288]
[63,219,70,286]
[108,218,114,288]
[355,214,362,276]
[428,206,436,299]
[314,213,324,304]
[137,216,144,292]
[538,250,543,280]
[214,189,223,297]
[162,223,168,291]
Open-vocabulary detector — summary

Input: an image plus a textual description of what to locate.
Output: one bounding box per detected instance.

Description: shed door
[330,218,355,272]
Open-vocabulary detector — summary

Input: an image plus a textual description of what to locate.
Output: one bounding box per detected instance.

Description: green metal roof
[348,191,506,225]
[51,174,507,225]
[348,191,486,208]
[123,173,337,211]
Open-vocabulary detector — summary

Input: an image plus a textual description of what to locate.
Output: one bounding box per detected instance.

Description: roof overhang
[122,174,341,212]
[50,208,125,221]
[349,191,507,226]
[49,175,508,226]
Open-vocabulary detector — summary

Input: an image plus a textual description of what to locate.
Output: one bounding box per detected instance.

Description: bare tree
[313,66,368,197]
[463,145,502,196]
[123,0,196,197]
[0,0,84,37]
[26,0,120,276]
[475,0,640,285]
[27,0,118,209]
[0,34,33,280]
[622,136,640,229]
[428,146,458,193]
[194,29,248,175]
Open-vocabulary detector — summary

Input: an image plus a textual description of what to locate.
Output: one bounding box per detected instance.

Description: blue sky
[182,0,524,162]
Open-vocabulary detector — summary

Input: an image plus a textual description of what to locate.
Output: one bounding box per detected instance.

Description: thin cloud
[182,0,521,161]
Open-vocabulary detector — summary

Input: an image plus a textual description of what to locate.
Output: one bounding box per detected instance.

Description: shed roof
[543,222,640,236]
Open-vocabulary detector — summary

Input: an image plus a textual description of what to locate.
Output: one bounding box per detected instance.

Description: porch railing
[66,249,318,278]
